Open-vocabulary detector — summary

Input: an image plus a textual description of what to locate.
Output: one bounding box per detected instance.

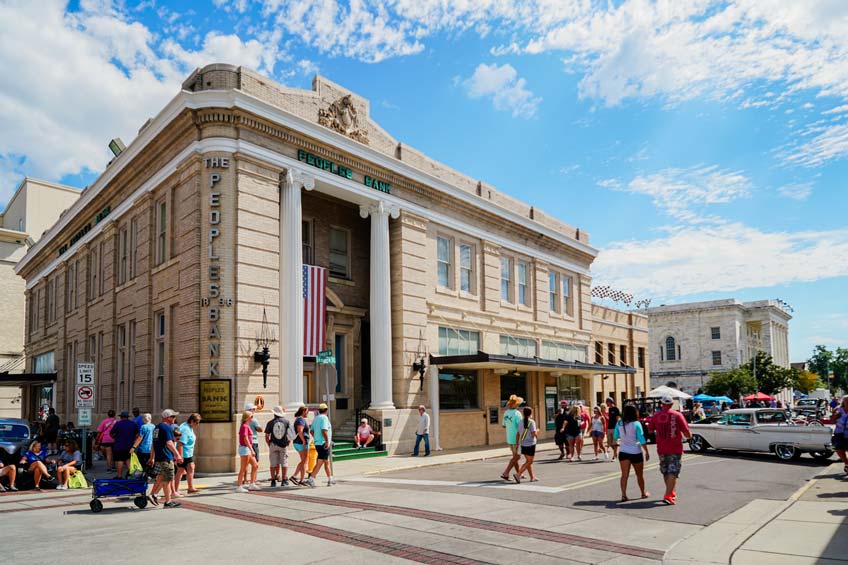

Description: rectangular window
[711,326,721,340]
[437,236,452,288]
[541,341,588,363]
[334,334,345,393]
[37,289,44,331]
[549,272,560,313]
[608,342,615,365]
[329,227,350,278]
[116,324,127,408]
[98,241,106,295]
[500,374,527,407]
[499,335,536,357]
[459,243,473,293]
[637,347,645,369]
[712,350,722,365]
[595,341,603,364]
[118,226,128,285]
[437,327,480,356]
[620,345,627,367]
[34,352,55,373]
[155,199,167,266]
[88,247,99,300]
[65,261,78,311]
[302,220,313,265]
[562,276,573,316]
[500,256,512,302]
[439,371,479,409]
[96,332,103,411]
[47,277,56,324]
[129,217,138,279]
[154,311,166,412]
[128,321,136,405]
[65,341,75,405]
[517,262,529,306]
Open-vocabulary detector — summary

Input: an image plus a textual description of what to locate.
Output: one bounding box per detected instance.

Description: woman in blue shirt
[131,413,155,470]
[174,413,201,496]
[613,404,650,502]
[20,440,52,490]
[832,395,848,475]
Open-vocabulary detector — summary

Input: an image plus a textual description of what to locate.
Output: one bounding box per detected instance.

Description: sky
[1,0,847,361]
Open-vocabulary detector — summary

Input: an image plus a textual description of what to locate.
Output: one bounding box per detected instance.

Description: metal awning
[429,352,636,375]
[0,372,58,387]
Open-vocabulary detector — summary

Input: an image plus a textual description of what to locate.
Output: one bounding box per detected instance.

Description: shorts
[606,431,618,446]
[659,454,683,477]
[178,457,194,469]
[565,434,579,441]
[269,444,288,467]
[508,443,519,456]
[832,434,846,450]
[293,442,306,453]
[618,452,644,464]
[136,451,150,467]
[237,445,252,457]
[554,432,565,446]
[520,445,536,456]
[113,449,131,462]
[591,431,604,439]
[315,444,331,460]
[157,461,175,481]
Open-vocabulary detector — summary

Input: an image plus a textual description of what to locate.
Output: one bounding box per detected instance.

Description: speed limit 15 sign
[76,362,95,386]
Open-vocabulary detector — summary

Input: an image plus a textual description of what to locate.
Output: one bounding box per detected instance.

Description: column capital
[283,167,315,191]
[359,200,400,220]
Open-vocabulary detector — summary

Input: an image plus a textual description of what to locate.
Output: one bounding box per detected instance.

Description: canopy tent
[693,393,717,402]
[743,392,775,401]
[714,396,734,404]
[793,390,809,398]
[648,385,692,400]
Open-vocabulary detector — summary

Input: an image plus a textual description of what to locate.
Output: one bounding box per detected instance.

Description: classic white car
[689,408,833,461]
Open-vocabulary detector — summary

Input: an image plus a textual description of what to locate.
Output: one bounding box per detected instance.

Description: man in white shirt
[413,405,430,457]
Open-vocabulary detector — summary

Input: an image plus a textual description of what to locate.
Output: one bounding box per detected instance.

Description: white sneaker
[235,486,248,493]
[247,483,262,491]
[305,477,316,488]
[604,452,609,460]
[56,484,66,490]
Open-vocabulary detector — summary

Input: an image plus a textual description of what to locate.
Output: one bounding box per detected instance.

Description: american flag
[303,265,328,357]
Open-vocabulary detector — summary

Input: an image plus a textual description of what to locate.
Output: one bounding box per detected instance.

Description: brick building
[17,64,646,470]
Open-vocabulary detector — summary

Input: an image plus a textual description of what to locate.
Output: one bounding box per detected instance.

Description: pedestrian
[245,402,263,461]
[174,413,201,495]
[614,404,650,502]
[264,406,292,488]
[131,413,155,470]
[831,395,848,475]
[565,405,581,461]
[554,400,568,460]
[413,405,430,457]
[598,403,609,454]
[648,395,692,505]
[110,410,139,478]
[577,401,590,458]
[95,410,117,472]
[591,406,607,460]
[310,403,335,486]
[354,418,375,449]
[513,407,538,483]
[132,407,144,428]
[500,395,524,480]
[605,397,621,461]
[290,406,311,486]
[148,409,183,508]
[692,402,706,421]
[44,408,61,455]
[236,410,261,492]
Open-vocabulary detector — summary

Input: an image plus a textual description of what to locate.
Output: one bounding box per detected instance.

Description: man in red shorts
[649,395,691,505]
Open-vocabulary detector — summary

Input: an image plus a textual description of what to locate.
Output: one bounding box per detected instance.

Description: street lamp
[253,307,275,388]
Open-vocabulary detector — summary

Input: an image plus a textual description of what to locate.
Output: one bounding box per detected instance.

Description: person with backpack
[264,406,294,487]
[513,407,538,483]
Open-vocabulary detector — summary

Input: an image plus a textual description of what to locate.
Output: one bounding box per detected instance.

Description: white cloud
[162,31,280,73]
[781,120,848,167]
[777,182,813,201]
[461,63,541,119]
[594,221,848,298]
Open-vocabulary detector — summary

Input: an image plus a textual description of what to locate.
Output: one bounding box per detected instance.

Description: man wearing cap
[605,398,621,461]
[500,395,523,480]
[648,395,692,505]
[110,410,139,478]
[309,404,335,487]
[264,406,291,487]
[149,409,183,508]
[354,418,375,450]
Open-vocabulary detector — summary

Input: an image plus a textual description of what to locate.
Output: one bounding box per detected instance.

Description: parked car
[688,408,833,461]
[794,398,829,422]
[0,418,33,466]
[624,398,661,443]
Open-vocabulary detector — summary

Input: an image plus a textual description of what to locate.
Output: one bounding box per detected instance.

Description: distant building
[646,299,792,402]
[0,178,80,417]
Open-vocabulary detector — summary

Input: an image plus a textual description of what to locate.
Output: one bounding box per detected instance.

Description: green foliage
[704,368,758,399]
[741,351,795,395]
[808,345,848,393]
[795,370,822,394]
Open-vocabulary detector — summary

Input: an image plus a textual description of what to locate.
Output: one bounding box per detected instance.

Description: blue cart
[89,478,149,512]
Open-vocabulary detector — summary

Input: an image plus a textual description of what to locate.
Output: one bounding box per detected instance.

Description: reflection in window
[438,327,479,356]
[439,371,479,409]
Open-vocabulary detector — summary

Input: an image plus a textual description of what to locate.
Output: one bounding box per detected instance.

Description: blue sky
[1,0,847,360]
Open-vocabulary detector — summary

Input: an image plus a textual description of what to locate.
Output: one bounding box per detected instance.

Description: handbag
[67,470,88,489]
[128,452,143,475]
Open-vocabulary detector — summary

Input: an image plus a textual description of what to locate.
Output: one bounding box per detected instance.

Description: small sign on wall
[199,379,232,423]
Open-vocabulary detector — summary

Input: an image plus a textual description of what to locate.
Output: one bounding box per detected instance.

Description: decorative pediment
[318,94,369,144]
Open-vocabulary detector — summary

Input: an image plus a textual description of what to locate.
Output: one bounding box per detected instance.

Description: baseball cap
[119,410,129,418]
[318,403,329,410]
[244,402,257,411]
[660,395,674,405]
[606,397,615,403]
[560,400,568,406]
[361,418,367,423]
[161,409,179,418]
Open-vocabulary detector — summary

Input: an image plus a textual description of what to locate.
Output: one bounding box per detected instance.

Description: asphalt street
[352,445,829,526]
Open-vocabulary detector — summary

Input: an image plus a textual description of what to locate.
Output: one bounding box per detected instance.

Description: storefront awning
[0,372,58,387]
[429,352,636,375]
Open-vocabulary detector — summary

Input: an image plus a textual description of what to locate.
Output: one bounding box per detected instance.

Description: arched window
[665,336,677,361]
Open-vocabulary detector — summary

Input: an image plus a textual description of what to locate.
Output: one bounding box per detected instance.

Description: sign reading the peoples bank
[199,379,232,422]
[297,149,390,194]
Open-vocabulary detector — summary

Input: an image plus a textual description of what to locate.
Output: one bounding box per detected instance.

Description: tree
[808,345,848,393]
[794,370,822,394]
[741,351,794,395]
[808,345,833,383]
[704,368,758,399]
[833,348,848,393]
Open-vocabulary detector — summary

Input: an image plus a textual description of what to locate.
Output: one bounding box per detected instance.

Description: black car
[0,419,33,466]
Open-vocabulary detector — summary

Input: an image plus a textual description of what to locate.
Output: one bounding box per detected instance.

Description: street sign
[77,408,92,426]
[76,385,94,408]
[317,349,336,365]
[76,362,95,385]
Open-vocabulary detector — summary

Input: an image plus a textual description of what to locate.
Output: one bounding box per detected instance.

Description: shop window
[557,374,584,403]
[500,335,536,357]
[437,236,452,288]
[439,370,479,410]
[438,327,479,356]
[329,227,350,278]
[542,341,588,363]
[500,256,512,302]
[500,373,527,407]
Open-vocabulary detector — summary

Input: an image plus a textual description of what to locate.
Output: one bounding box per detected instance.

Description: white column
[359,201,399,410]
[427,364,442,450]
[280,168,314,411]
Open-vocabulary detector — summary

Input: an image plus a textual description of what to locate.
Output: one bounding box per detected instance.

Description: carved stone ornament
[318,94,369,144]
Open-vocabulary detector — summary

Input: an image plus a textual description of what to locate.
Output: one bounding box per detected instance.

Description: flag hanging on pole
[303,265,327,357]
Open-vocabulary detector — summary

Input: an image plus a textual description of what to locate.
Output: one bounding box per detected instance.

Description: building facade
[0,178,80,418]
[17,64,643,470]
[646,299,792,400]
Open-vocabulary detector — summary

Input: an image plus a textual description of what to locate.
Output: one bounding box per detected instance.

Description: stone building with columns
[17,64,642,471]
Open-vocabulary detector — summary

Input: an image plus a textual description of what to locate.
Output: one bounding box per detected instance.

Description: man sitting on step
[354,419,376,450]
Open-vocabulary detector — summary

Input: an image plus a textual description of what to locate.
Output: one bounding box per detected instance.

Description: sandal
[529,478,539,482]
[500,474,510,481]
[620,496,628,503]
[641,492,650,499]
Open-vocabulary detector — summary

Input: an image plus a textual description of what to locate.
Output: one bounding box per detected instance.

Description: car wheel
[812,450,834,460]
[774,444,798,461]
[689,435,709,452]
[806,420,824,427]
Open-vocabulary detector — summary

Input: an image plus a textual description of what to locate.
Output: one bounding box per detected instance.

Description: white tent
[647,385,692,400]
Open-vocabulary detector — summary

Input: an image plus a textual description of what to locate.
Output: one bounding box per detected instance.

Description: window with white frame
[118,225,128,285]
[116,324,127,408]
[66,261,78,311]
[459,243,474,293]
[302,220,313,264]
[541,340,588,363]
[329,227,350,278]
[154,311,167,411]
[562,275,573,316]
[88,247,99,300]
[34,352,55,373]
[500,256,512,302]
[129,217,138,279]
[500,335,536,357]
[437,236,452,288]
[438,327,479,356]
[98,241,106,295]
[549,272,560,313]
[47,277,56,324]
[517,262,529,306]
[155,199,168,266]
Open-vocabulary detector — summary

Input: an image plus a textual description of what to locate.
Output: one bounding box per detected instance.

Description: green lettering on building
[364,176,390,193]
[297,149,391,194]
